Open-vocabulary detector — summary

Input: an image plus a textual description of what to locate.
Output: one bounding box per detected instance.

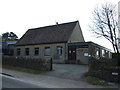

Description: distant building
[2,41,17,55]
[15,21,111,64]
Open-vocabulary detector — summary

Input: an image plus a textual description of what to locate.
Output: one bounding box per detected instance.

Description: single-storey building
[15,21,111,64]
[68,42,112,64]
[2,41,17,56]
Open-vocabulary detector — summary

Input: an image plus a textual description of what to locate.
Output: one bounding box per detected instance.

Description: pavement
[2,64,119,88]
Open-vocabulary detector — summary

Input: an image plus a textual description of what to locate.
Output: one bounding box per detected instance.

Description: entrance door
[68,46,76,60]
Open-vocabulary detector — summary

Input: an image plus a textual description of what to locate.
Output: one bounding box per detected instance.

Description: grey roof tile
[16,21,78,46]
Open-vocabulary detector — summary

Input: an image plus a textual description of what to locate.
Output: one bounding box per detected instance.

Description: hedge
[88,57,120,83]
[2,56,52,71]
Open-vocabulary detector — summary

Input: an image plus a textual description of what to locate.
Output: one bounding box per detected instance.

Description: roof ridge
[29,20,79,30]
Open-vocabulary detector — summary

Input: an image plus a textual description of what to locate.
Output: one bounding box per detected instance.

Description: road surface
[2,75,45,88]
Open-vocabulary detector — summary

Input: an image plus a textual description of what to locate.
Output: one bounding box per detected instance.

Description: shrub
[88,57,120,83]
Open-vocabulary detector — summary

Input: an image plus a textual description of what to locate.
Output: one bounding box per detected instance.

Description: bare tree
[90,3,119,53]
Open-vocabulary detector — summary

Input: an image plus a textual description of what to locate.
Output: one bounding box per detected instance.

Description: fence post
[50,58,53,71]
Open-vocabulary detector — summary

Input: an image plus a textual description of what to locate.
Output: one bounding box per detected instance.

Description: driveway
[42,64,88,81]
[2,64,118,88]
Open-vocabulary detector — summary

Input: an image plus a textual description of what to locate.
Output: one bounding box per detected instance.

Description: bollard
[50,58,53,71]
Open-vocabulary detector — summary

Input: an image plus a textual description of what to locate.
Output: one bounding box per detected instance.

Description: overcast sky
[0,0,119,52]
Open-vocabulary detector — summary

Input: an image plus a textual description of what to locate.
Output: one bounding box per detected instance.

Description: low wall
[2,56,52,71]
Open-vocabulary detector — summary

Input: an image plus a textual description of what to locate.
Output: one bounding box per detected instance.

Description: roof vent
[56,22,58,25]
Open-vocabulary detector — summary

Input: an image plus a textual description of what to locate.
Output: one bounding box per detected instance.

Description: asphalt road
[2,75,45,88]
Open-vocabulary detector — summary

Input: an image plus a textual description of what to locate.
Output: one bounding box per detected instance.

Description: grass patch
[86,76,111,86]
[2,64,49,74]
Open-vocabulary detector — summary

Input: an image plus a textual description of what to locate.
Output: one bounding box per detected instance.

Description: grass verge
[2,64,49,74]
[86,76,111,86]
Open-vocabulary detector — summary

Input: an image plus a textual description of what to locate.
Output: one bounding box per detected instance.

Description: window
[56,46,62,56]
[96,51,99,56]
[17,48,20,56]
[25,48,29,56]
[96,48,100,58]
[108,52,111,58]
[34,48,39,55]
[44,47,50,56]
[102,49,105,57]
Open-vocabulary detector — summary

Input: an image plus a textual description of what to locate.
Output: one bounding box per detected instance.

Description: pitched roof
[16,21,79,46]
